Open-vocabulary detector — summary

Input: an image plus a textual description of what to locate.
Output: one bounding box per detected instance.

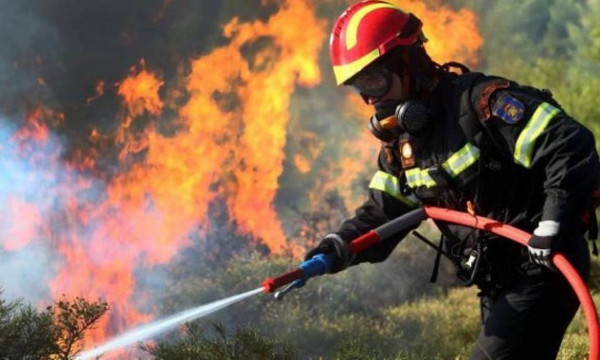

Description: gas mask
[346,64,430,142]
[368,99,429,142]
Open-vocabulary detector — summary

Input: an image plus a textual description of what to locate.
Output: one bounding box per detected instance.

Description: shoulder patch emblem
[475,79,510,121]
[492,93,524,124]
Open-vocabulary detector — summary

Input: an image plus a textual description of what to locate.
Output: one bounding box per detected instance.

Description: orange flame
[45,0,326,347]
[121,0,327,254]
[395,0,483,66]
[86,80,106,104]
[118,62,164,118]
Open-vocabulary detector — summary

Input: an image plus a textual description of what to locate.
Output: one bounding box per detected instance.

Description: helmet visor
[346,66,392,98]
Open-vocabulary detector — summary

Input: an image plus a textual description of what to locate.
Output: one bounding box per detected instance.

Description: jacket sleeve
[334,147,421,264]
[473,81,600,224]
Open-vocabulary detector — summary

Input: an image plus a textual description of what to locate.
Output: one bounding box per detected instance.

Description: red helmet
[330,0,424,85]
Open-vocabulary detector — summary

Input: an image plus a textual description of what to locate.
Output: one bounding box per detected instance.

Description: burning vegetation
[0,0,481,351]
[2,0,598,358]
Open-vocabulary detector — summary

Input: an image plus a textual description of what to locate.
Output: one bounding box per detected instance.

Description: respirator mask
[347,65,430,143]
[368,100,429,142]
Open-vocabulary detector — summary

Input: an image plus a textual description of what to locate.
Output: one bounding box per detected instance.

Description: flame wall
[0,0,482,349]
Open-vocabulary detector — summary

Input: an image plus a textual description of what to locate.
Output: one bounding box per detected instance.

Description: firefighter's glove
[304,234,351,274]
[527,220,560,270]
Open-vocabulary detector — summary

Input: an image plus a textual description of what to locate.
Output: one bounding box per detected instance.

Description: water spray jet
[76,287,264,360]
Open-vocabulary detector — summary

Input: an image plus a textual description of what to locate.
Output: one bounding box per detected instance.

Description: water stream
[76,287,265,359]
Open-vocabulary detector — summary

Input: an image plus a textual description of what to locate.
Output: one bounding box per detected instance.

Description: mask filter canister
[395,101,429,135]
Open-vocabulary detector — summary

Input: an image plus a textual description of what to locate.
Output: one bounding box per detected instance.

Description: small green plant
[0,291,109,360]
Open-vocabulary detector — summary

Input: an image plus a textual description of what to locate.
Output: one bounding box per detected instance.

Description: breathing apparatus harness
[370,63,600,285]
[364,61,508,286]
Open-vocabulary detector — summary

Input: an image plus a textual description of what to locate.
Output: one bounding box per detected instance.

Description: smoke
[0,118,50,299]
[0,116,74,301]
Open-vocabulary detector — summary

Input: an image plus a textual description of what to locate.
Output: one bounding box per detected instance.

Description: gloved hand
[304,234,351,274]
[527,220,560,270]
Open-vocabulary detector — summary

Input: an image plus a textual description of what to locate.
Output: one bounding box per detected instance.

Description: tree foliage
[50,296,110,359]
[0,292,108,360]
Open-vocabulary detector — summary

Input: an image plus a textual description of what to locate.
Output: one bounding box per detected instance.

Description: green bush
[0,292,109,360]
[142,322,297,360]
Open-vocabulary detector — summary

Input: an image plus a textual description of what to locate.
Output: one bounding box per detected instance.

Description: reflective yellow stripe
[346,3,397,49]
[406,168,436,188]
[442,143,480,178]
[332,48,380,85]
[406,143,480,189]
[514,102,560,168]
[369,171,417,207]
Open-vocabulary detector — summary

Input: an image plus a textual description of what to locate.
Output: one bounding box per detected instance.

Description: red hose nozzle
[262,268,304,293]
[262,277,276,293]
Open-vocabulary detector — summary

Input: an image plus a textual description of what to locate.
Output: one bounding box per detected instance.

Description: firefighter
[305,1,600,359]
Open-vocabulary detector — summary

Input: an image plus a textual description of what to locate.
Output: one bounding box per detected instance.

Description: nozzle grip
[299,253,334,278]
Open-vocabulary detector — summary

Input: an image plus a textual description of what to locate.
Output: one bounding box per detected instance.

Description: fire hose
[262,206,600,360]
